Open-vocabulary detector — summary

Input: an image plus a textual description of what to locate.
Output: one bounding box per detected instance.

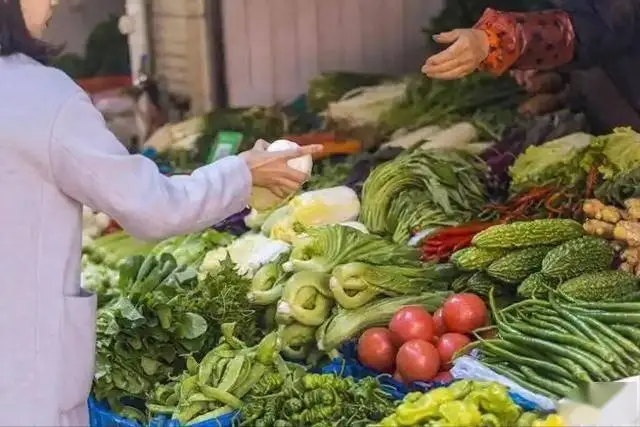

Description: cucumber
[450,247,507,271]
[472,219,584,249]
[518,272,558,299]
[541,236,614,280]
[558,270,639,302]
[487,246,554,284]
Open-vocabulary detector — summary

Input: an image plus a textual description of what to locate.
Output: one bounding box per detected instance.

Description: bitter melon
[450,247,507,271]
[487,246,554,284]
[541,236,614,280]
[465,272,506,296]
[472,219,584,249]
[517,272,559,299]
[558,270,639,301]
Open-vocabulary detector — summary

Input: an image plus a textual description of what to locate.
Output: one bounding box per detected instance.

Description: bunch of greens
[194,106,314,163]
[93,255,258,415]
[148,230,235,269]
[377,73,522,140]
[306,71,389,113]
[304,156,358,191]
[509,128,640,194]
[595,168,640,206]
[360,150,488,240]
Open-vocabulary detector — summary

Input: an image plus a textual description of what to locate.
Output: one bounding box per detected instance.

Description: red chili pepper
[451,235,474,252]
[424,238,443,247]
[433,222,496,238]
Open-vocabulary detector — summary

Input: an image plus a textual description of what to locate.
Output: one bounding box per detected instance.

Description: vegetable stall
[83,118,640,427]
[79,4,640,426]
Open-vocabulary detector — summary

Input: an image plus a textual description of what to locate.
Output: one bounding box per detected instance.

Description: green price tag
[207,131,244,163]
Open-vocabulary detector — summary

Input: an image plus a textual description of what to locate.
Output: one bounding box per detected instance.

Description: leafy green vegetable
[594,167,640,206]
[93,256,258,414]
[593,127,640,179]
[509,133,592,192]
[331,262,454,298]
[284,225,422,274]
[360,150,487,238]
[377,73,522,139]
[307,72,389,113]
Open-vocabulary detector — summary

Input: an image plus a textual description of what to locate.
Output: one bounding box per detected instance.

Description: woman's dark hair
[0,0,55,64]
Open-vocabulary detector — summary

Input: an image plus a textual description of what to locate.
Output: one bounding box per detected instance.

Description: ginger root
[583,199,624,223]
[583,199,606,219]
[621,247,640,265]
[625,198,640,220]
[583,219,615,238]
[613,220,640,247]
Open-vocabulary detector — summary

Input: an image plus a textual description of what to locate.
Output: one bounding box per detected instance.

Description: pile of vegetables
[360,150,487,242]
[509,128,640,195]
[472,291,640,400]
[83,230,156,270]
[239,373,395,426]
[357,295,488,384]
[93,252,258,414]
[376,380,562,427]
[145,326,281,425]
[80,71,640,427]
[248,225,454,361]
[447,219,632,302]
[583,198,640,276]
[376,73,522,140]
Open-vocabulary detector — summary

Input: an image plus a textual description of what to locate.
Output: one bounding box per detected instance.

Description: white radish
[250,139,314,211]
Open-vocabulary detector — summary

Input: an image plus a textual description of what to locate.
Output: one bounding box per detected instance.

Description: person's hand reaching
[422,29,490,80]
[240,139,322,198]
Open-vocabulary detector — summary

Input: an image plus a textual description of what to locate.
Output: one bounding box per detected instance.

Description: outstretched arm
[424,0,638,78]
[49,92,252,241]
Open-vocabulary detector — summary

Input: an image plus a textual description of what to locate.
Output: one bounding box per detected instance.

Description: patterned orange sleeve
[473,8,576,76]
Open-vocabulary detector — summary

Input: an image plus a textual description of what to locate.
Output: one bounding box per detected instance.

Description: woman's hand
[240,139,322,197]
[422,29,490,80]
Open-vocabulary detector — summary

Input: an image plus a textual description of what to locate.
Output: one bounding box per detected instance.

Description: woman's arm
[476,0,638,75]
[49,92,252,241]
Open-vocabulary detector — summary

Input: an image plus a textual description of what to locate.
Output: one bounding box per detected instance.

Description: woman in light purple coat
[0,1,319,425]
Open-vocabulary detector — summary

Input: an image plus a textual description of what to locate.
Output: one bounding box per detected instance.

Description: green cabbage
[595,127,640,179]
[509,133,592,192]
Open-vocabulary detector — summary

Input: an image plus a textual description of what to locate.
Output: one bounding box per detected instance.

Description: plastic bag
[451,355,555,412]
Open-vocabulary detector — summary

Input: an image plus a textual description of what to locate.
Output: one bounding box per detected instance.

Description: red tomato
[437,332,471,369]
[357,328,396,373]
[392,370,405,384]
[396,339,440,383]
[433,371,453,383]
[389,306,435,346]
[442,294,488,334]
[432,308,447,337]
